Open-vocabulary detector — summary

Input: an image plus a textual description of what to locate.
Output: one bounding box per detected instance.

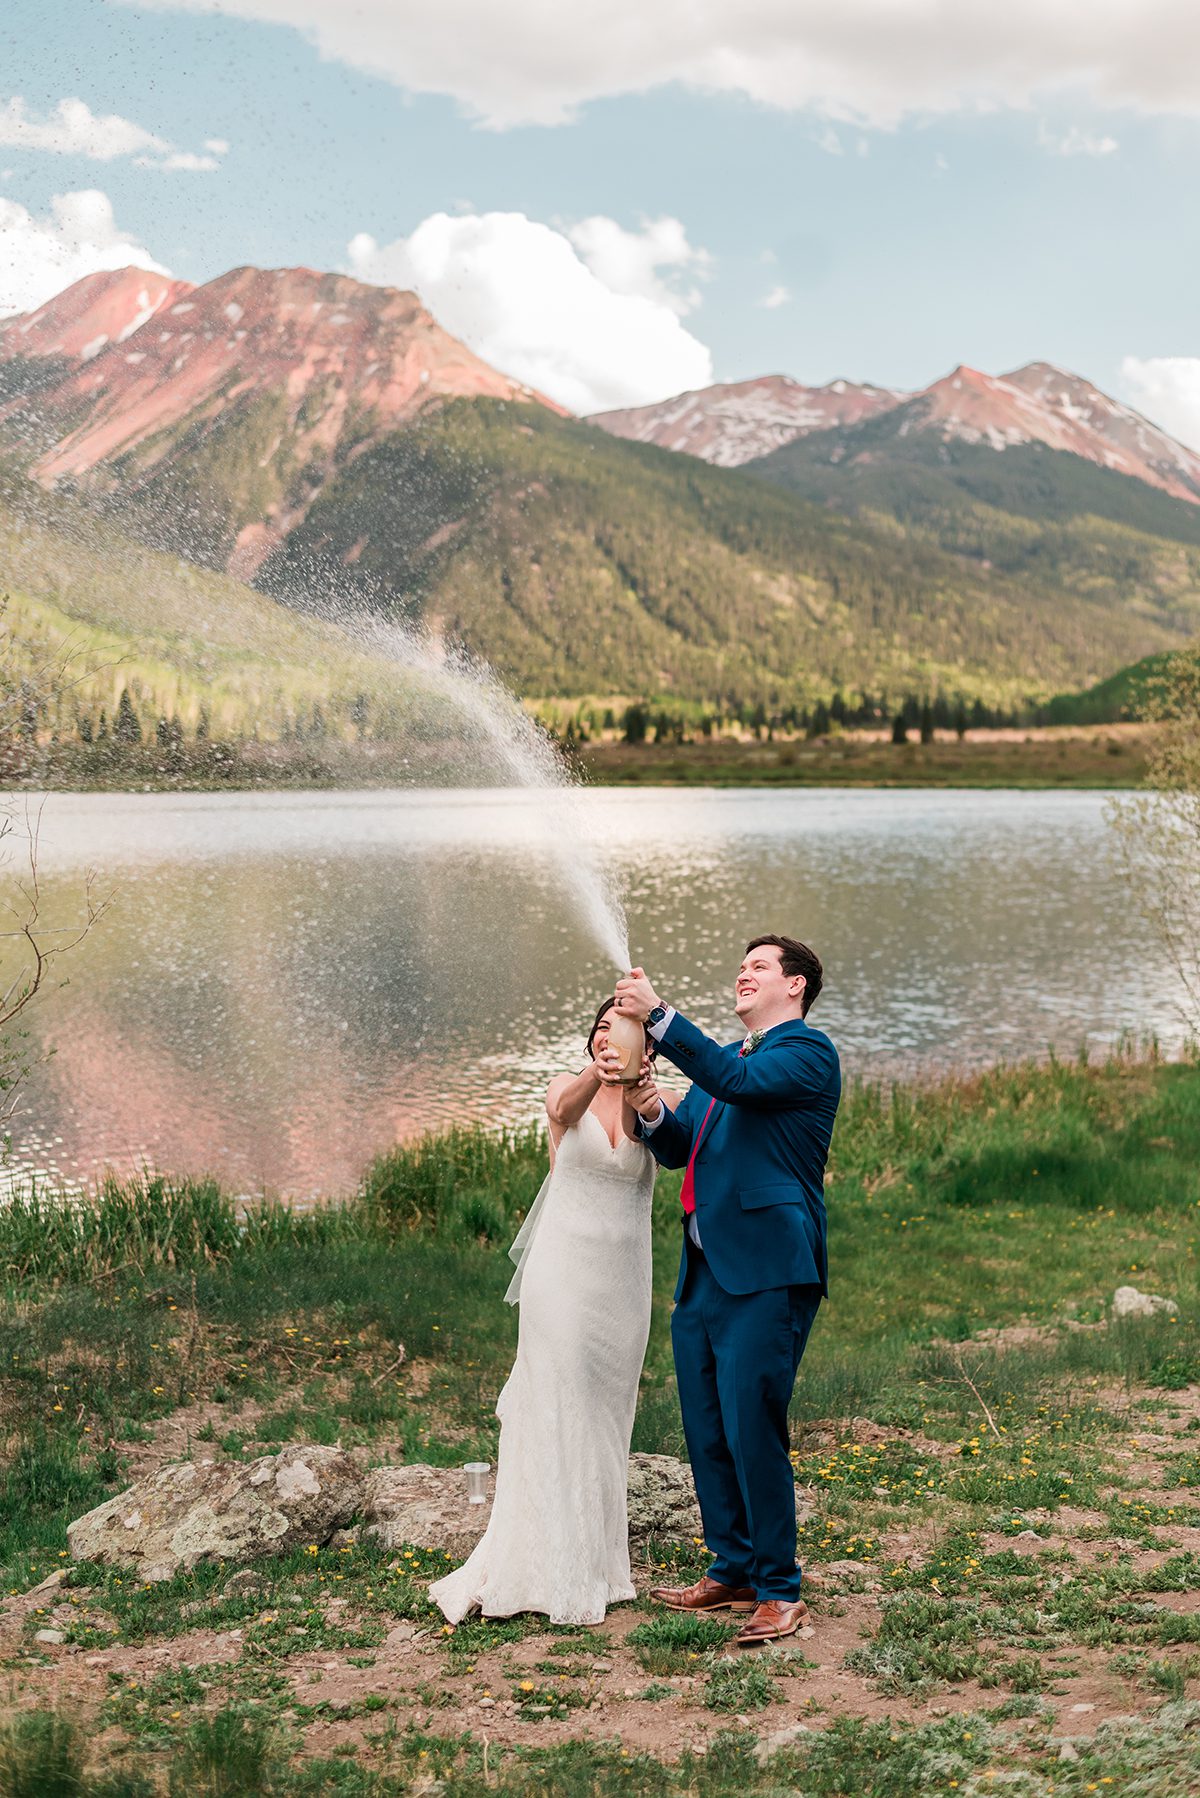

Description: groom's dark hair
[745,934,823,1015]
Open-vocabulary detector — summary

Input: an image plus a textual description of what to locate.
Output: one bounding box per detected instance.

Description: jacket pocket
[739,1183,804,1210]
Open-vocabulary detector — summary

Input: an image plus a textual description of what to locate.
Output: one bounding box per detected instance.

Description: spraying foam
[348,618,631,973]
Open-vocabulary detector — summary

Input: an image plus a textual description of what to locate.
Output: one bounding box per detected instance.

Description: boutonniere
[742,1030,765,1057]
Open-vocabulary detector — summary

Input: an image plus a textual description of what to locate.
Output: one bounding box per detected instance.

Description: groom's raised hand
[624,1059,665,1124]
[615,967,661,1022]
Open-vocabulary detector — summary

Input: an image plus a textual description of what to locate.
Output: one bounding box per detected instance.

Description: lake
[4,787,1184,1202]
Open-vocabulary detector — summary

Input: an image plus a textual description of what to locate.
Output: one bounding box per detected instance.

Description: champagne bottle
[606,1010,645,1086]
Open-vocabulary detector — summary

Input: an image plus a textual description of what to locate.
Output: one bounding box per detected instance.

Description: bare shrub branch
[1108,646,1200,1036]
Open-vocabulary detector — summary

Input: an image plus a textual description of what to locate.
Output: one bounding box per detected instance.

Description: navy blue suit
[640,1010,840,1601]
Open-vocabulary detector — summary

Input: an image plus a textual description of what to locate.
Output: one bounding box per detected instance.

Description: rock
[626,1454,705,1547]
[222,1569,268,1598]
[356,1454,720,1560]
[1070,1703,1096,1714]
[755,1722,812,1762]
[29,1570,67,1595]
[590,1658,613,1672]
[66,1444,363,1580]
[385,1623,416,1647]
[626,1453,807,1551]
[478,1697,495,1710]
[1058,1741,1080,1762]
[1112,1286,1178,1319]
[34,1628,65,1645]
[356,1464,496,1560]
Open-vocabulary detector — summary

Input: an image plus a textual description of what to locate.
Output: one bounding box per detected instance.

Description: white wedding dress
[429,1109,656,1625]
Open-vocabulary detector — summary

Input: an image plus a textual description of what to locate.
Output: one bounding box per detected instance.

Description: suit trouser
[671,1233,820,1602]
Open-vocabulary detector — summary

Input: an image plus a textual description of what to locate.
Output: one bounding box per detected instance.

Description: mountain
[255,397,1200,704]
[0,266,191,366]
[594,362,1200,508]
[589,375,905,468]
[0,263,552,576]
[2,264,1199,709]
[869,363,1200,504]
[745,399,1200,705]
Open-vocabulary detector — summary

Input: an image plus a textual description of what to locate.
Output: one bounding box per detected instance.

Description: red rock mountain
[590,374,905,467]
[0,262,555,575]
[0,266,192,364]
[592,362,1200,505]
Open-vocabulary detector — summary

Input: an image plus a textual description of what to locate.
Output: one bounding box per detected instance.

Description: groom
[615,935,840,1646]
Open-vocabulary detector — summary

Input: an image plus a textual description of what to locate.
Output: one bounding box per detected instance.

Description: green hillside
[6,393,1200,724]
[255,400,1197,707]
[1042,650,1178,725]
[749,430,1200,653]
[0,466,468,746]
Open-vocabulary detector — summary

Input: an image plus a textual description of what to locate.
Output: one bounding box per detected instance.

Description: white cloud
[759,284,791,309]
[0,95,169,160]
[117,0,1200,130]
[203,136,230,154]
[0,94,225,170]
[344,210,713,414]
[565,215,710,317]
[815,126,843,154]
[1037,122,1119,156]
[144,149,221,170]
[1121,357,1200,453]
[0,188,169,316]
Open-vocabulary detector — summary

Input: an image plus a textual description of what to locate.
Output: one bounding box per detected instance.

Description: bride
[429,998,674,1626]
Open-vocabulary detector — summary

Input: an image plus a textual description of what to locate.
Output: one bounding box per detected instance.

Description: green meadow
[0,1049,1198,1793]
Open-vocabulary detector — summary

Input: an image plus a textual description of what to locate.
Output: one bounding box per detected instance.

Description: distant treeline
[550,687,1129,748]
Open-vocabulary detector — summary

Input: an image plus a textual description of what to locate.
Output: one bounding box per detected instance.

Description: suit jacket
[639,1010,840,1300]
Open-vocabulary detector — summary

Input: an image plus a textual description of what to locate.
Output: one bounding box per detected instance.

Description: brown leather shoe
[735,1597,811,1645]
[648,1574,756,1612]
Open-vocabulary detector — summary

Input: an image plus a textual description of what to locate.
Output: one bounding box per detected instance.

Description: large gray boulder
[1112,1285,1178,1319]
[626,1453,705,1547]
[352,1462,498,1560]
[67,1444,364,1582]
[348,1454,706,1561]
[349,1453,811,1562]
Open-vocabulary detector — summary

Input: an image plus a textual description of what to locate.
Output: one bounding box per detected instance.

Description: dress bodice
[551,1108,655,1192]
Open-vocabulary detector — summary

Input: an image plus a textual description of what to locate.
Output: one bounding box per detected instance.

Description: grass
[1,1048,1199,1788]
[9,725,1159,794]
[579,727,1155,789]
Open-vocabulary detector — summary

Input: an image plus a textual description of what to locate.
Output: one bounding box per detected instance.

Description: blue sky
[2,0,1198,433]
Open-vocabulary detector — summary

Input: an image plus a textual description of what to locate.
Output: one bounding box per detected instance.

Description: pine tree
[622,703,648,744]
[115,688,142,744]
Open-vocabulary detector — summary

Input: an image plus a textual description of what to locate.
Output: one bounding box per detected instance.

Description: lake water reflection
[8,787,1184,1201]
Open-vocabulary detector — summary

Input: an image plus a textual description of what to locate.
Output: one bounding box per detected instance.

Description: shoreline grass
[1,725,1156,793]
[1,1049,1198,1789]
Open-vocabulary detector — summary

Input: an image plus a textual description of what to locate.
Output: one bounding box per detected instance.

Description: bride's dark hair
[585,997,655,1063]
